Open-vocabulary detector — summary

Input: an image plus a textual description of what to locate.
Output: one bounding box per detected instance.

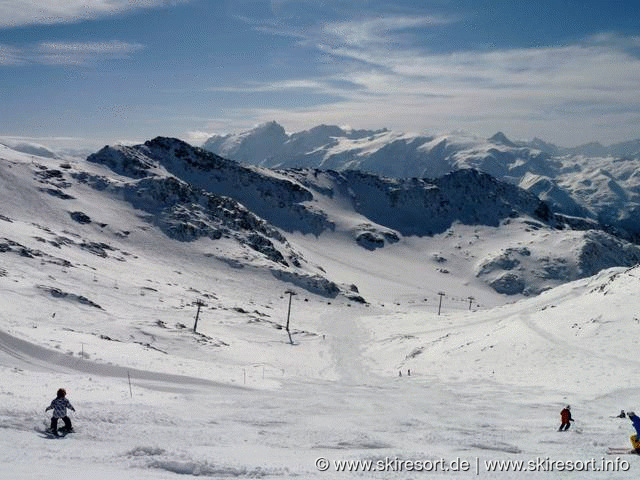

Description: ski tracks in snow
[318,310,375,384]
[0,328,239,392]
[517,312,640,370]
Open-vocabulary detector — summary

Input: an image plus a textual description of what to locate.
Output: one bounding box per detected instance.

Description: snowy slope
[2,142,640,478]
[203,123,640,239]
[85,137,640,296]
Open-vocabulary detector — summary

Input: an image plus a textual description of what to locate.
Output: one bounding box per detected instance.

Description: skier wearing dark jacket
[628,412,640,451]
[45,388,75,435]
[559,405,573,431]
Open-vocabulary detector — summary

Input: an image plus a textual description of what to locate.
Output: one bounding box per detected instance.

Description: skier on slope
[558,405,573,431]
[45,388,75,436]
[628,412,640,451]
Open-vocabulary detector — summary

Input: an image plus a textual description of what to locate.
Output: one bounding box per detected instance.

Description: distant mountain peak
[250,121,287,136]
[305,124,346,137]
[489,132,515,147]
[143,136,190,152]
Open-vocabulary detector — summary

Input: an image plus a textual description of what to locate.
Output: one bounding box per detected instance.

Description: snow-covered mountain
[0,137,636,300]
[203,123,640,239]
[3,139,640,478]
[80,137,640,296]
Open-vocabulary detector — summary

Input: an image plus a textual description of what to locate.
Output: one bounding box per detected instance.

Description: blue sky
[1,0,640,151]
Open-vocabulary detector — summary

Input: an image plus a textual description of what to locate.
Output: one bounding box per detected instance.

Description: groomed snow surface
[3,245,640,479]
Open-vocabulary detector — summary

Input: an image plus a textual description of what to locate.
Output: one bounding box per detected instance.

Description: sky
[1,0,640,152]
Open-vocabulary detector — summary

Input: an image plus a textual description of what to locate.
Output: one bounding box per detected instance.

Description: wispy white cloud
[321,15,456,50]
[234,15,308,41]
[0,135,101,155]
[184,130,216,144]
[0,40,145,65]
[0,0,190,28]
[0,43,23,65]
[35,40,145,65]
[230,14,640,145]
[207,78,345,95]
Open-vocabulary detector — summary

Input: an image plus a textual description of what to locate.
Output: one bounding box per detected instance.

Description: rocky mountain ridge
[87,137,640,296]
[203,122,640,240]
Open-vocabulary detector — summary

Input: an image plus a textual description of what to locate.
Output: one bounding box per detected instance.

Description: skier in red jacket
[558,405,573,431]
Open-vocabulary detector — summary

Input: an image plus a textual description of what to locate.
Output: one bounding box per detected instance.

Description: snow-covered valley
[1,140,640,479]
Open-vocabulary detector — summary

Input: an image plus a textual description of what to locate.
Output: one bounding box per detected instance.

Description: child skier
[558,405,573,431]
[45,388,75,436]
[628,411,640,451]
